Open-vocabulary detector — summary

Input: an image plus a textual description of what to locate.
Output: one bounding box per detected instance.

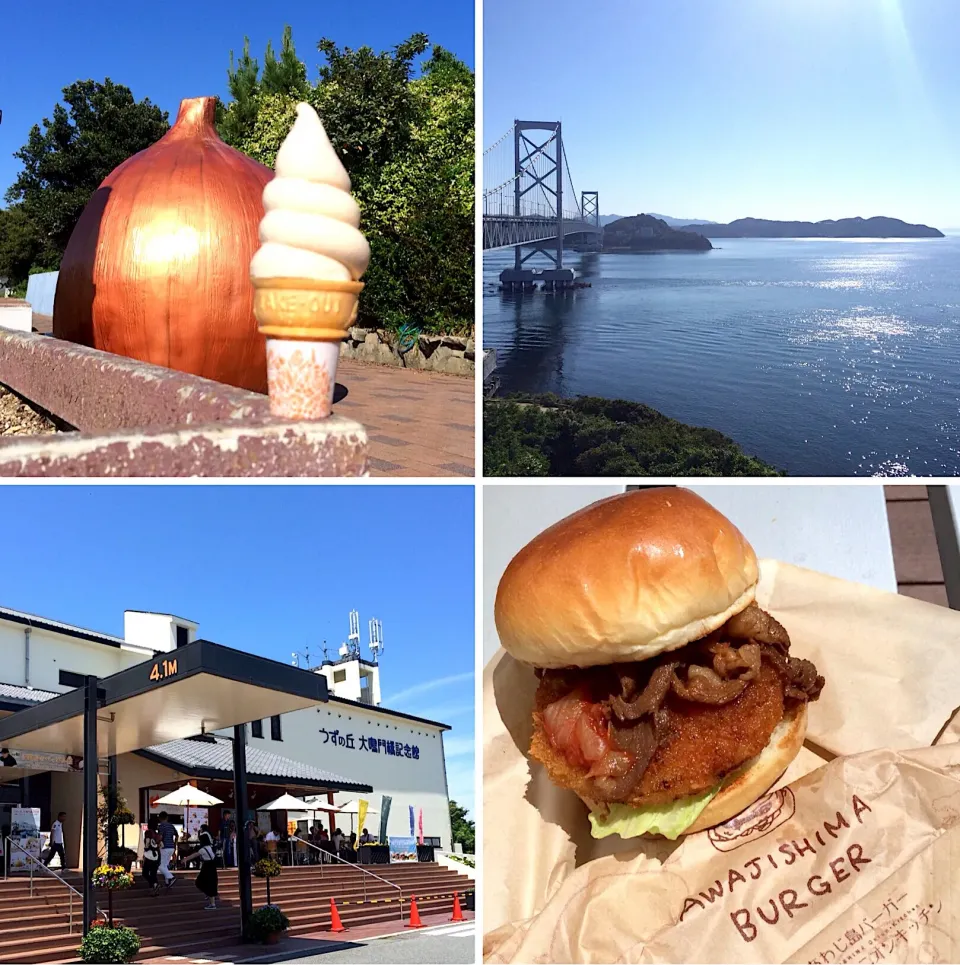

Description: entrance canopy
[0,639,330,758]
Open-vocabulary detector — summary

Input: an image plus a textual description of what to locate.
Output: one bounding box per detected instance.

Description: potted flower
[78,923,140,963]
[91,864,134,928]
[253,856,282,906]
[245,904,290,945]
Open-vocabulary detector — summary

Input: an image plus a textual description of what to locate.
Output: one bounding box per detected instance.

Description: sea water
[483,236,960,476]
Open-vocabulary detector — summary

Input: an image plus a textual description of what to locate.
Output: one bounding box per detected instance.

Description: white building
[0,605,454,866]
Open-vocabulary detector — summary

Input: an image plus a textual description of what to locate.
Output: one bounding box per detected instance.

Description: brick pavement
[138,910,475,964]
[333,361,475,478]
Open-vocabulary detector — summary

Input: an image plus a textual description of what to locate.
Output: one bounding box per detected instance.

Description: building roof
[136,736,371,792]
[327,695,451,732]
[0,605,125,648]
[0,681,61,714]
[124,610,198,627]
[0,683,59,705]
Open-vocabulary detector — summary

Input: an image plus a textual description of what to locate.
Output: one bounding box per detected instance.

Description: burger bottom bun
[579,702,807,836]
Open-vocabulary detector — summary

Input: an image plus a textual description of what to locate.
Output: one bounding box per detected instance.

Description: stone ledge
[0,330,367,476]
[340,327,474,376]
[0,418,368,477]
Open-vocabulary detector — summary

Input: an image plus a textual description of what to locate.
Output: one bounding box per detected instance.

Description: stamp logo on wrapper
[708,788,796,853]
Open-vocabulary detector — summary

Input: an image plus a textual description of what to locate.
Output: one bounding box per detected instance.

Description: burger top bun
[494,488,759,668]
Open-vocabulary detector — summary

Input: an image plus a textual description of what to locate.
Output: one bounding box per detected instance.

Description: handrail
[291,836,403,919]
[3,836,97,933]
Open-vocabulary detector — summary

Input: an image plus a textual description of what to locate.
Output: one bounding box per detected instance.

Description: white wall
[0,303,32,332]
[25,271,58,316]
[123,612,197,653]
[246,701,453,848]
[318,660,382,706]
[0,619,146,695]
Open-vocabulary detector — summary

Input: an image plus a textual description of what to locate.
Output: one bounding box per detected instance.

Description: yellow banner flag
[357,799,369,839]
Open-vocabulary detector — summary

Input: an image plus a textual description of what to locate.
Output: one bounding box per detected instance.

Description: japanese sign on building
[319,728,420,760]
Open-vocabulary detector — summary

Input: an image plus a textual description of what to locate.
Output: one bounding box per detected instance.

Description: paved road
[260,923,475,964]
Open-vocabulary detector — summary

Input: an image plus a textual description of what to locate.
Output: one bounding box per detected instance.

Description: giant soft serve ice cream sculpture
[251,103,370,419]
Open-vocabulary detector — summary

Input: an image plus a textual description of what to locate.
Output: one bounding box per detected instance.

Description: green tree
[263,25,309,97]
[217,30,474,335]
[6,79,169,262]
[0,206,48,288]
[313,33,429,184]
[219,37,261,147]
[449,799,474,854]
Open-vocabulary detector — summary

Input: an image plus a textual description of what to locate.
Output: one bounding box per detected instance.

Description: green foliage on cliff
[218,28,474,335]
[484,395,783,477]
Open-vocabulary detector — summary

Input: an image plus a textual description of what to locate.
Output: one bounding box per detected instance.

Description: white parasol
[153,784,223,808]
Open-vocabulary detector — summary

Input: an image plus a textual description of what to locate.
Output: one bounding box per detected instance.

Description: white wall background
[483,484,896,665]
[0,620,145,695]
[246,702,453,847]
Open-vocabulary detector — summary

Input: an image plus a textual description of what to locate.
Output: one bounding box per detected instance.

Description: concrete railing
[0,330,367,476]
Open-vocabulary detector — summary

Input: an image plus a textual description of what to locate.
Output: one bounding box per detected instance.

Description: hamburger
[494,488,824,841]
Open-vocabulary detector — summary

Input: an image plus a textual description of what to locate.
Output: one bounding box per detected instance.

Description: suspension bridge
[483,121,601,289]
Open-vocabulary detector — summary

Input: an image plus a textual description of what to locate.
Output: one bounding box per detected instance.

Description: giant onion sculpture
[54,96,273,393]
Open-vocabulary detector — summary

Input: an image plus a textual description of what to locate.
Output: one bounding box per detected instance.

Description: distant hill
[600,213,716,227]
[648,213,718,227]
[675,216,944,239]
[603,214,712,251]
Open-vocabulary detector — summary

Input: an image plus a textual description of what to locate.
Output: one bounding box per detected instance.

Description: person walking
[156,811,177,889]
[43,812,67,870]
[245,821,260,866]
[183,824,219,910]
[142,818,161,896]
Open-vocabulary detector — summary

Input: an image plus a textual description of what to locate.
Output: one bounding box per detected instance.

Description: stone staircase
[0,862,474,963]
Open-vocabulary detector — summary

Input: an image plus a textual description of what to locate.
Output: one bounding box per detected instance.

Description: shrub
[245,904,290,942]
[483,396,783,477]
[447,853,475,868]
[78,924,140,964]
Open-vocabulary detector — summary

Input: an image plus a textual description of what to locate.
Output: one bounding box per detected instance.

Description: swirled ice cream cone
[251,103,370,419]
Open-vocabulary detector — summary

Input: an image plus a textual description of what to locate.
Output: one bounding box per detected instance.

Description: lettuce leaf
[588,785,720,840]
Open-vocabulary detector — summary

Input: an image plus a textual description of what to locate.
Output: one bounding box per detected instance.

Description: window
[333,670,346,683]
[59,670,86,688]
[251,720,263,739]
[270,715,282,741]
[175,625,190,648]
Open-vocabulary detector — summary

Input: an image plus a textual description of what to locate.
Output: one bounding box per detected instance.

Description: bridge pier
[499,267,577,291]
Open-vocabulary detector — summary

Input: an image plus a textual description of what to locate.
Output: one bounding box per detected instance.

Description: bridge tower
[581,191,600,251]
[513,120,563,270]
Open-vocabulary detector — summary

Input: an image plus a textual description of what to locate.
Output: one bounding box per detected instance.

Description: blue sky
[483,0,960,228]
[0,484,475,818]
[0,0,474,200]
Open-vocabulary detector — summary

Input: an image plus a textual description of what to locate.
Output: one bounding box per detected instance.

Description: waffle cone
[253,276,363,341]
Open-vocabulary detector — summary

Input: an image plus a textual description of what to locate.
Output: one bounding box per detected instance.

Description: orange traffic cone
[406,894,424,929]
[450,891,464,922]
[329,897,346,933]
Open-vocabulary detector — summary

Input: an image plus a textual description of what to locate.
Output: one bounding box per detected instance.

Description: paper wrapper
[484,560,960,964]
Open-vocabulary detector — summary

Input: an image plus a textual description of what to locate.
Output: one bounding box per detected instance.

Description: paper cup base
[266,339,340,420]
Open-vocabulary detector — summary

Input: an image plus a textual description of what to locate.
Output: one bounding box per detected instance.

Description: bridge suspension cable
[482,132,558,200]
[481,120,600,260]
[483,126,514,156]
